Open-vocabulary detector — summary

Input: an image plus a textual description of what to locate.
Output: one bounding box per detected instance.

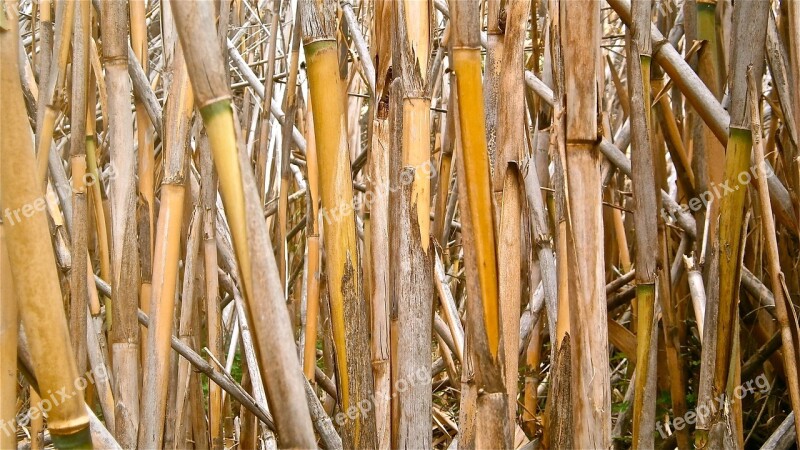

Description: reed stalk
[99,1,141,445]
[299,1,378,448]
[712,0,768,426]
[170,2,317,446]
[0,5,91,446]
[138,43,193,450]
[392,1,435,446]
[451,1,508,446]
[69,0,90,378]
[627,0,658,446]
[560,0,610,446]
[747,67,800,448]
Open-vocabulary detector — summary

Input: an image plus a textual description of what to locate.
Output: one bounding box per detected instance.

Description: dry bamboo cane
[34,0,53,187]
[138,44,193,450]
[560,0,610,446]
[35,0,74,189]
[542,1,572,444]
[277,2,301,300]
[493,0,531,433]
[69,0,90,378]
[392,0,435,447]
[0,3,91,446]
[0,204,17,449]
[450,1,508,447]
[302,97,322,381]
[199,127,224,450]
[131,0,155,370]
[433,50,454,246]
[367,79,392,450]
[169,2,316,447]
[84,80,111,326]
[747,67,800,448]
[712,0,768,436]
[99,0,141,446]
[256,0,282,206]
[300,1,378,447]
[627,0,658,447]
[173,207,202,449]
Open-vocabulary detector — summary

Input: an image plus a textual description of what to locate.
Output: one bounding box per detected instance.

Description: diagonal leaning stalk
[0,3,92,447]
[169,1,316,447]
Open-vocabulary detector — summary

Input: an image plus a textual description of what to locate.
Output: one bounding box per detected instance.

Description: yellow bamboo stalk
[302,99,321,380]
[131,0,155,368]
[170,2,316,446]
[0,216,17,450]
[138,45,193,450]
[0,4,91,445]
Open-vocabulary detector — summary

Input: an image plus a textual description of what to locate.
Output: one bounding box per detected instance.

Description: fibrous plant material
[5,0,800,448]
[300,1,377,447]
[1,3,91,447]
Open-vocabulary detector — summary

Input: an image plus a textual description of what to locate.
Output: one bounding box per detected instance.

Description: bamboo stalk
[276,2,301,297]
[69,0,90,378]
[170,2,317,446]
[451,1,508,446]
[558,0,611,446]
[302,97,322,381]
[712,0,769,424]
[35,0,74,189]
[255,0,281,206]
[199,128,224,450]
[627,0,658,446]
[99,0,141,446]
[138,43,192,449]
[132,0,155,374]
[493,0,531,433]
[392,1,435,446]
[747,67,800,448]
[367,91,392,449]
[173,207,202,450]
[300,1,378,447]
[0,4,91,445]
